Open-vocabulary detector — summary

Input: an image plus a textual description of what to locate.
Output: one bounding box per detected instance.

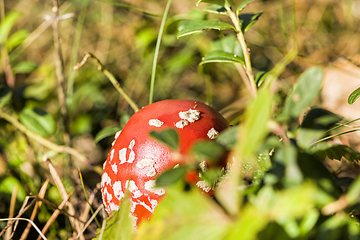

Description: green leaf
[150,128,179,150]
[93,189,134,240]
[196,0,225,6]
[18,108,56,138]
[239,11,263,32]
[94,126,122,144]
[237,88,272,159]
[274,144,303,186]
[177,20,234,38]
[212,34,244,58]
[348,86,360,105]
[200,50,245,66]
[0,11,22,44]
[6,29,29,51]
[216,126,238,149]
[297,108,342,149]
[309,143,360,162]
[346,175,360,205]
[156,166,188,187]
[191,140,225,162]
[12,61,38,74]
[255,71,268,87]
[280,66,324,121]
[0,85,12,108]
[0,176,27,201]
[237,0,255,14]
[135,185,230,240]
[205,4,227,15]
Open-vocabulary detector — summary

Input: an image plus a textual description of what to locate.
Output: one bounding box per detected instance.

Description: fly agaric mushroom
[101,99,229,226]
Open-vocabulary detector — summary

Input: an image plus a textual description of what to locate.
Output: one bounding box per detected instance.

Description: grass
[0,0,360,239]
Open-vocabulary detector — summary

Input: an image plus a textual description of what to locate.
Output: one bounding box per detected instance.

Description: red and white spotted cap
[101,99,229,227]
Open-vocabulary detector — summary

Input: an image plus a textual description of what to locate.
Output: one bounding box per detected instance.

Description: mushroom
[101,99,229,226]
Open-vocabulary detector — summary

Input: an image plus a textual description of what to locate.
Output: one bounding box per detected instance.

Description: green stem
[225,1,256,96]
[149,0,172,105]
[74,52,139,112]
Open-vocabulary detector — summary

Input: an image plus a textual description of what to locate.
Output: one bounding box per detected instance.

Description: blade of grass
[149,0,172,104]
[79,169,101,227]
[67,0,90,103]
[75,204,104,240]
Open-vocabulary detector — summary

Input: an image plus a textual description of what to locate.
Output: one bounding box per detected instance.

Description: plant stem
[225,1,257,96]
[52,0,70,145]
[149,0,172,105]
[0,109,90,166]
[74,52,139,112]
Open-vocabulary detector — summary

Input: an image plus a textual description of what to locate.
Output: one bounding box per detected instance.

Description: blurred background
[1,0,360,239]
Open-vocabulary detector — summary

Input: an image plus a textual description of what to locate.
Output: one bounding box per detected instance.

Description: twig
[0,218,47,240]
[45,157,84,240]
[36,194,71,240]
[74,52,139,112]
[20,180,49,240]
[5,185,18,239]
[0,197,37,237]
[0,109,90,166]
[51,0,70,144]
[75,205,104,240]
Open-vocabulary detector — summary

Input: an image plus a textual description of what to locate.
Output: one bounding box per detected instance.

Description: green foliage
[93,190,134,240]
[200,50,245,65]
[94,126,122,144]
[1,0,360,239]
[149,128,179,150]
[279,66,324,121]
[18,108,56,138]
[348,86,360,105]
[177,20,235,38]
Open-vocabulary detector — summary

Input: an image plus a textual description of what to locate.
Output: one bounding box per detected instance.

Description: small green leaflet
[309,143,360,162]
[205,4,227,15]
[348,86,360,105]
[200,50,245,66]
[279,66,324,121]
[156,166,188,187]
[237,0,254,14]
[150,128,179,150]
[94,126,122,144]
[18,108,56,138]
[0,11,22,44]
[93,189,134,240]
[239,11,263,32]
[191,140,225,162]
[177,20,234,38]
[196,0,225,7]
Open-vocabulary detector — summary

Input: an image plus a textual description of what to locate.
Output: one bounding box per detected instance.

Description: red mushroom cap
[101,99,229,226]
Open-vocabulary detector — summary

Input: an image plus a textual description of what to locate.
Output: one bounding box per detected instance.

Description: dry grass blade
[0,218,47,240]
[36,193,72,240]
[75,204,104,240]
[0,197,36,237]
[45,157,84,240]
[4,185,18,240]
[20,179,49,240]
